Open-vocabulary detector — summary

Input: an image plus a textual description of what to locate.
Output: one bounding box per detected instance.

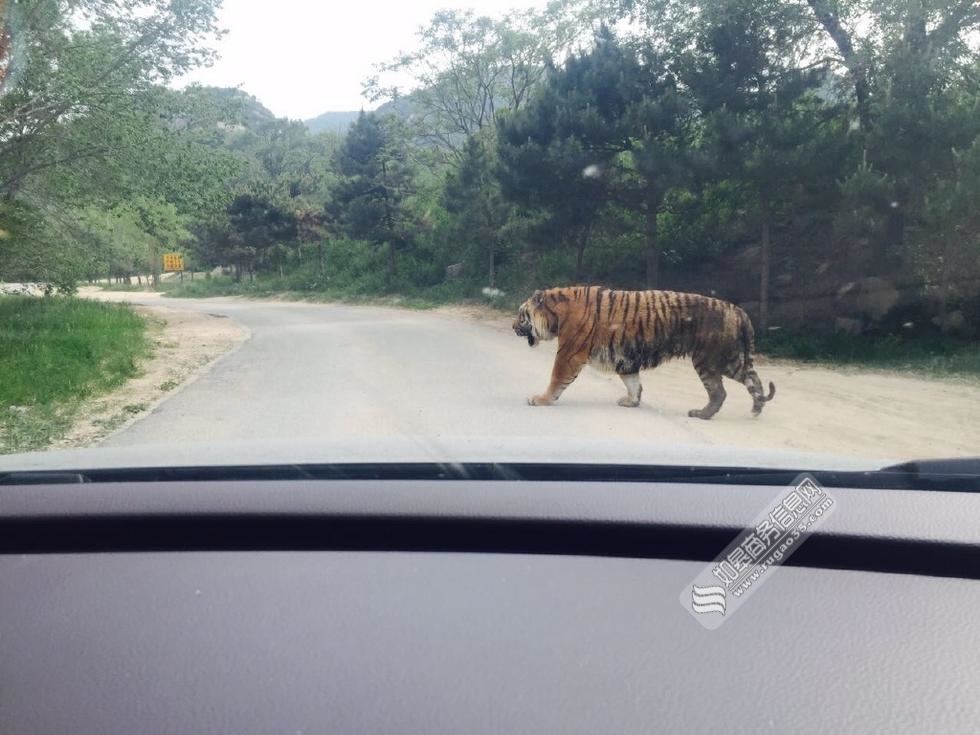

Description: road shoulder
[55,299,248,449]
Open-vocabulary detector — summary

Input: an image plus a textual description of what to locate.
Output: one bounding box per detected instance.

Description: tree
[330,112,416,287]
[679,0,836,329]
[0,0,226,287]
[443,134,511,286]
[0,0,223,198]
[364,4,598,162]
[497,28,692,286]
[212,194,297,282]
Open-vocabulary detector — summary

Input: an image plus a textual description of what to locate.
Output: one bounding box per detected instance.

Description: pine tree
[443,135,509,287]
[331,112,415,287]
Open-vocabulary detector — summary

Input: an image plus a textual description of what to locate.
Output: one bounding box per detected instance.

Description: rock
[445,262,464,280]
[931,310,971,336]
[733,245,762,269]
[836,277,899,321]
[835,317,863,335]
[8,405,30,415]
[0,282,47,297]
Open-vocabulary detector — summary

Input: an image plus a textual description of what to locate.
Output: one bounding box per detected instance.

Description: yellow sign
[163,253,185,272]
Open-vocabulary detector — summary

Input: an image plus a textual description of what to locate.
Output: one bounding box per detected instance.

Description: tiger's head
[513,289,559,347]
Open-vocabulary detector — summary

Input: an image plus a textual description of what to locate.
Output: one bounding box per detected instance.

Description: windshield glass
[0,0,978,471]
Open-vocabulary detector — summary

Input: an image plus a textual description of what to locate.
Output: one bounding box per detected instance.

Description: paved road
[102,297,717,446]
[97,295,979,464]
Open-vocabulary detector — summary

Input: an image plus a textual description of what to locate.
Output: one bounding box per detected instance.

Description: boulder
[834,317,863,336]
[931,310,973,337]
[836,277,899,321]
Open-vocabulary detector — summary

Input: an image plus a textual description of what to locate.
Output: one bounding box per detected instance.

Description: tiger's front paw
[528,394,553,406]
[618,396,640,407]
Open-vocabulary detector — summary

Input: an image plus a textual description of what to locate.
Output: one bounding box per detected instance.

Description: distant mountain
[304,93,426,135]
[304,110,361,134]
[193,86,277,129]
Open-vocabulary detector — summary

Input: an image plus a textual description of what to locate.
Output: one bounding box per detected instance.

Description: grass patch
[759,329,980,381]
[0,296,151,453]
[160,274,517,312]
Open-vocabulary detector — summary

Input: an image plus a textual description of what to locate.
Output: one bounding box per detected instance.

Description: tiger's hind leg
[689,368,726,420]
[744,369,767,416]
[617,373,642,407]
[725,364,775,417]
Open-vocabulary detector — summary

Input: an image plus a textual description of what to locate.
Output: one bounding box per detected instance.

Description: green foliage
[0,0,230,287]
[442,134,513,286]
[759,329,980,380]
[497,27,695,285]
[330,112,417,287]
[0,296,150,453]
[364,4,598,160]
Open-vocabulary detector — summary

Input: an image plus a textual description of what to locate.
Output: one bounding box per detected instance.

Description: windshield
[0,0,978,472]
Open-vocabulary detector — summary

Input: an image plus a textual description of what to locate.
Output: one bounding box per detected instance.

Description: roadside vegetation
[759,331,980,381]
[0,297,150,454]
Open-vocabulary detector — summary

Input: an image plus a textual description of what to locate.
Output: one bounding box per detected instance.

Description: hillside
[304,93,423,135]
[304,110,361,134]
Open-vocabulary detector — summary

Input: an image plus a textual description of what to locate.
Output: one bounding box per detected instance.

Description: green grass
[0,296,150,453]
[759,330,980,381]
[159,274,518,312]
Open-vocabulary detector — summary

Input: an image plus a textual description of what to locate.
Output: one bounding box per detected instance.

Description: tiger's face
[513,290,558,347]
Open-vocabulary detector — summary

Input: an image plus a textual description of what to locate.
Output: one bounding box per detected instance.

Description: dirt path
[58,291,248,449]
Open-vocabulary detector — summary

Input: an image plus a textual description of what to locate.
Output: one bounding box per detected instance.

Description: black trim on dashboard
[2,515,979,581]
[2,461,979,491]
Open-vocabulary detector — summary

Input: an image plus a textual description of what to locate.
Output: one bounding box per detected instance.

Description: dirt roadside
[55,290,248,449]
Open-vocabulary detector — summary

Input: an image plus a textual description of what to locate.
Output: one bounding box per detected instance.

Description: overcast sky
[178,0,549,121]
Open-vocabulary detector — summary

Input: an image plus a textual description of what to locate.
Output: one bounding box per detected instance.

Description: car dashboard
[2,462,980,734]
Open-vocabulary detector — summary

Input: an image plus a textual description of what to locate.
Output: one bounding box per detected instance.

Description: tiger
[512,286,775,419]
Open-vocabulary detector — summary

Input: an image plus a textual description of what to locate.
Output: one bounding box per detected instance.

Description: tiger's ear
[531,289,544,305]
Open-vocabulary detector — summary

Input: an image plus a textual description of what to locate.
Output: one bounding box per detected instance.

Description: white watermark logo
[690,585,727,615]
[680,474,836,630]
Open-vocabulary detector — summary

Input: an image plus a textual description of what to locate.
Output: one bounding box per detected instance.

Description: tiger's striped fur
[512,286,775,419]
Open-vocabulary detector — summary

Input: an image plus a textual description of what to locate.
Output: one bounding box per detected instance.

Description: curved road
[96,294,979,464]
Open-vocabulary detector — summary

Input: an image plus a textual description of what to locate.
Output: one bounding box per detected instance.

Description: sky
[178,0,550,121]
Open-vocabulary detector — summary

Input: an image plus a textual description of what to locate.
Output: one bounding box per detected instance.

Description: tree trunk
[881,205,905,271]
[806,0,871,131]
[317,241,325,277]
[759,199,772,334]
[938,235,951,333]
[574,237,587,282]
[644,204,659,289]
[387,241,397,287]
[488,239,496,287]
[151,246,161,291]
